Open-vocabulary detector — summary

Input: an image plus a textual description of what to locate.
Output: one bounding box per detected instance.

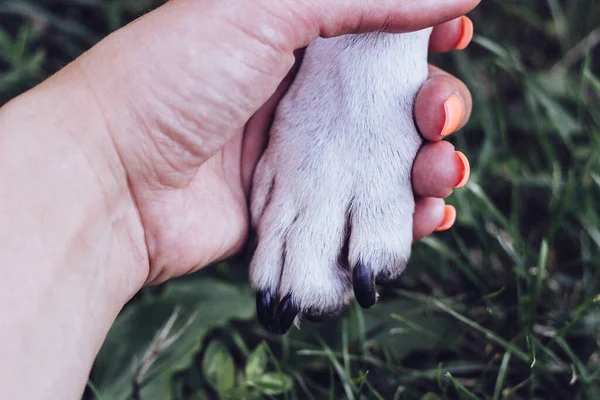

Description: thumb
[284,0,481,46]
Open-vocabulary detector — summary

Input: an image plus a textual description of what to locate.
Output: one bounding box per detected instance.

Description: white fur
[250,30,432,317]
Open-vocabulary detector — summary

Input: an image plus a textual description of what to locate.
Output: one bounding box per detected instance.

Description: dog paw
[249,31,431,334]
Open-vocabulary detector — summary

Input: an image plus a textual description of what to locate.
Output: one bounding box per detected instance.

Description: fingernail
[455,16,474,50]
[435,205,457,232]
[454,151,470,188]
[441,95,463,137]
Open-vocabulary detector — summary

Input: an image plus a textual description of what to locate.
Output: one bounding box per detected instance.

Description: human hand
[67,0,478,287]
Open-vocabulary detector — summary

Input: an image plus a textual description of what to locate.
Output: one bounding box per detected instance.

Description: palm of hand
[135,127,258,285]
[134,58,299,285]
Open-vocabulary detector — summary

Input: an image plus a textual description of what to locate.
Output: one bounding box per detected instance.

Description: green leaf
[223,386,263,400]
[251,372,293,396]
[244,342,269,381]
[202,340,236,394]
[358,299,463,360]
[92,277,255,400]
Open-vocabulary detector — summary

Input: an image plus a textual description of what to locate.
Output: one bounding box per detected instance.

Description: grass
[1,0,599,399]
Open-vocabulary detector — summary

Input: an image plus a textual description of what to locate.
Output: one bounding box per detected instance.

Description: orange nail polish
[441,95,463,137]
[454,151,470,188]
[435,205,457,232]
[455,16,474,50]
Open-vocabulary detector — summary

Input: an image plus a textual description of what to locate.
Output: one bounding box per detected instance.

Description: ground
[1,0,599,399]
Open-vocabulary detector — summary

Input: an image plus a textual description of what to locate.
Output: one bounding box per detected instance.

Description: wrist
[3,62,149,295]
[0,62,148,397]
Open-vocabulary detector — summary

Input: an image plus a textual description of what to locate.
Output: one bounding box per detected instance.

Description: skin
[0,0,478,397]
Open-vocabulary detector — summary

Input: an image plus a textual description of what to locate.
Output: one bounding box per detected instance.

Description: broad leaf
[92,277,255,400]
[202,340,236,394]
[251,373,293,396]
[244,342,269,381]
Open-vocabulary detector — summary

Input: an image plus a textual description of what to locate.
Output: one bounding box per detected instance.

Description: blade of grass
[445,373,480,400]
[316,337,356,400]
[363,378,385,400]
[87,380,108,400]
[397,290,531,363]
[492,353,511,400]
[342,319,351,380]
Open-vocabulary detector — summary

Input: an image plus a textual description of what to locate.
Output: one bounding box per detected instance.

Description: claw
[353,262,377,309]
[304,306,346,322]
[274,294,299,334]
[256,290,275,331]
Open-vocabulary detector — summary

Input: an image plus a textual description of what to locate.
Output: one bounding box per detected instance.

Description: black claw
[256,290,275,331]
[304,306,347,323]
[353,262,377,309]
[274,294,299,334]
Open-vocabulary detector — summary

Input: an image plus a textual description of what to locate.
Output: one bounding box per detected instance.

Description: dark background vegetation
[1,0,599,399]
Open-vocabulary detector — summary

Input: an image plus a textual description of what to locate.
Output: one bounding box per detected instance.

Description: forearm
[0,66,147,398]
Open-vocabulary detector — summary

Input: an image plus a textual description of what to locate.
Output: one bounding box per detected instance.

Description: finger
[412,141,470,198]
[413,198,457,241]
[279,0,481,45]
[429,16,474,53]
[415,66,473,141]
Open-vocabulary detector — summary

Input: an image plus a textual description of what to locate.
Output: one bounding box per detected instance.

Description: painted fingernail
[441,95,463,137]
[455,16,474,50]
[454,151,470,188]
[435,205,457,232]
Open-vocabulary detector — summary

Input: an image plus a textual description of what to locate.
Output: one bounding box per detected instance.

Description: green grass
[2,0,600,399]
